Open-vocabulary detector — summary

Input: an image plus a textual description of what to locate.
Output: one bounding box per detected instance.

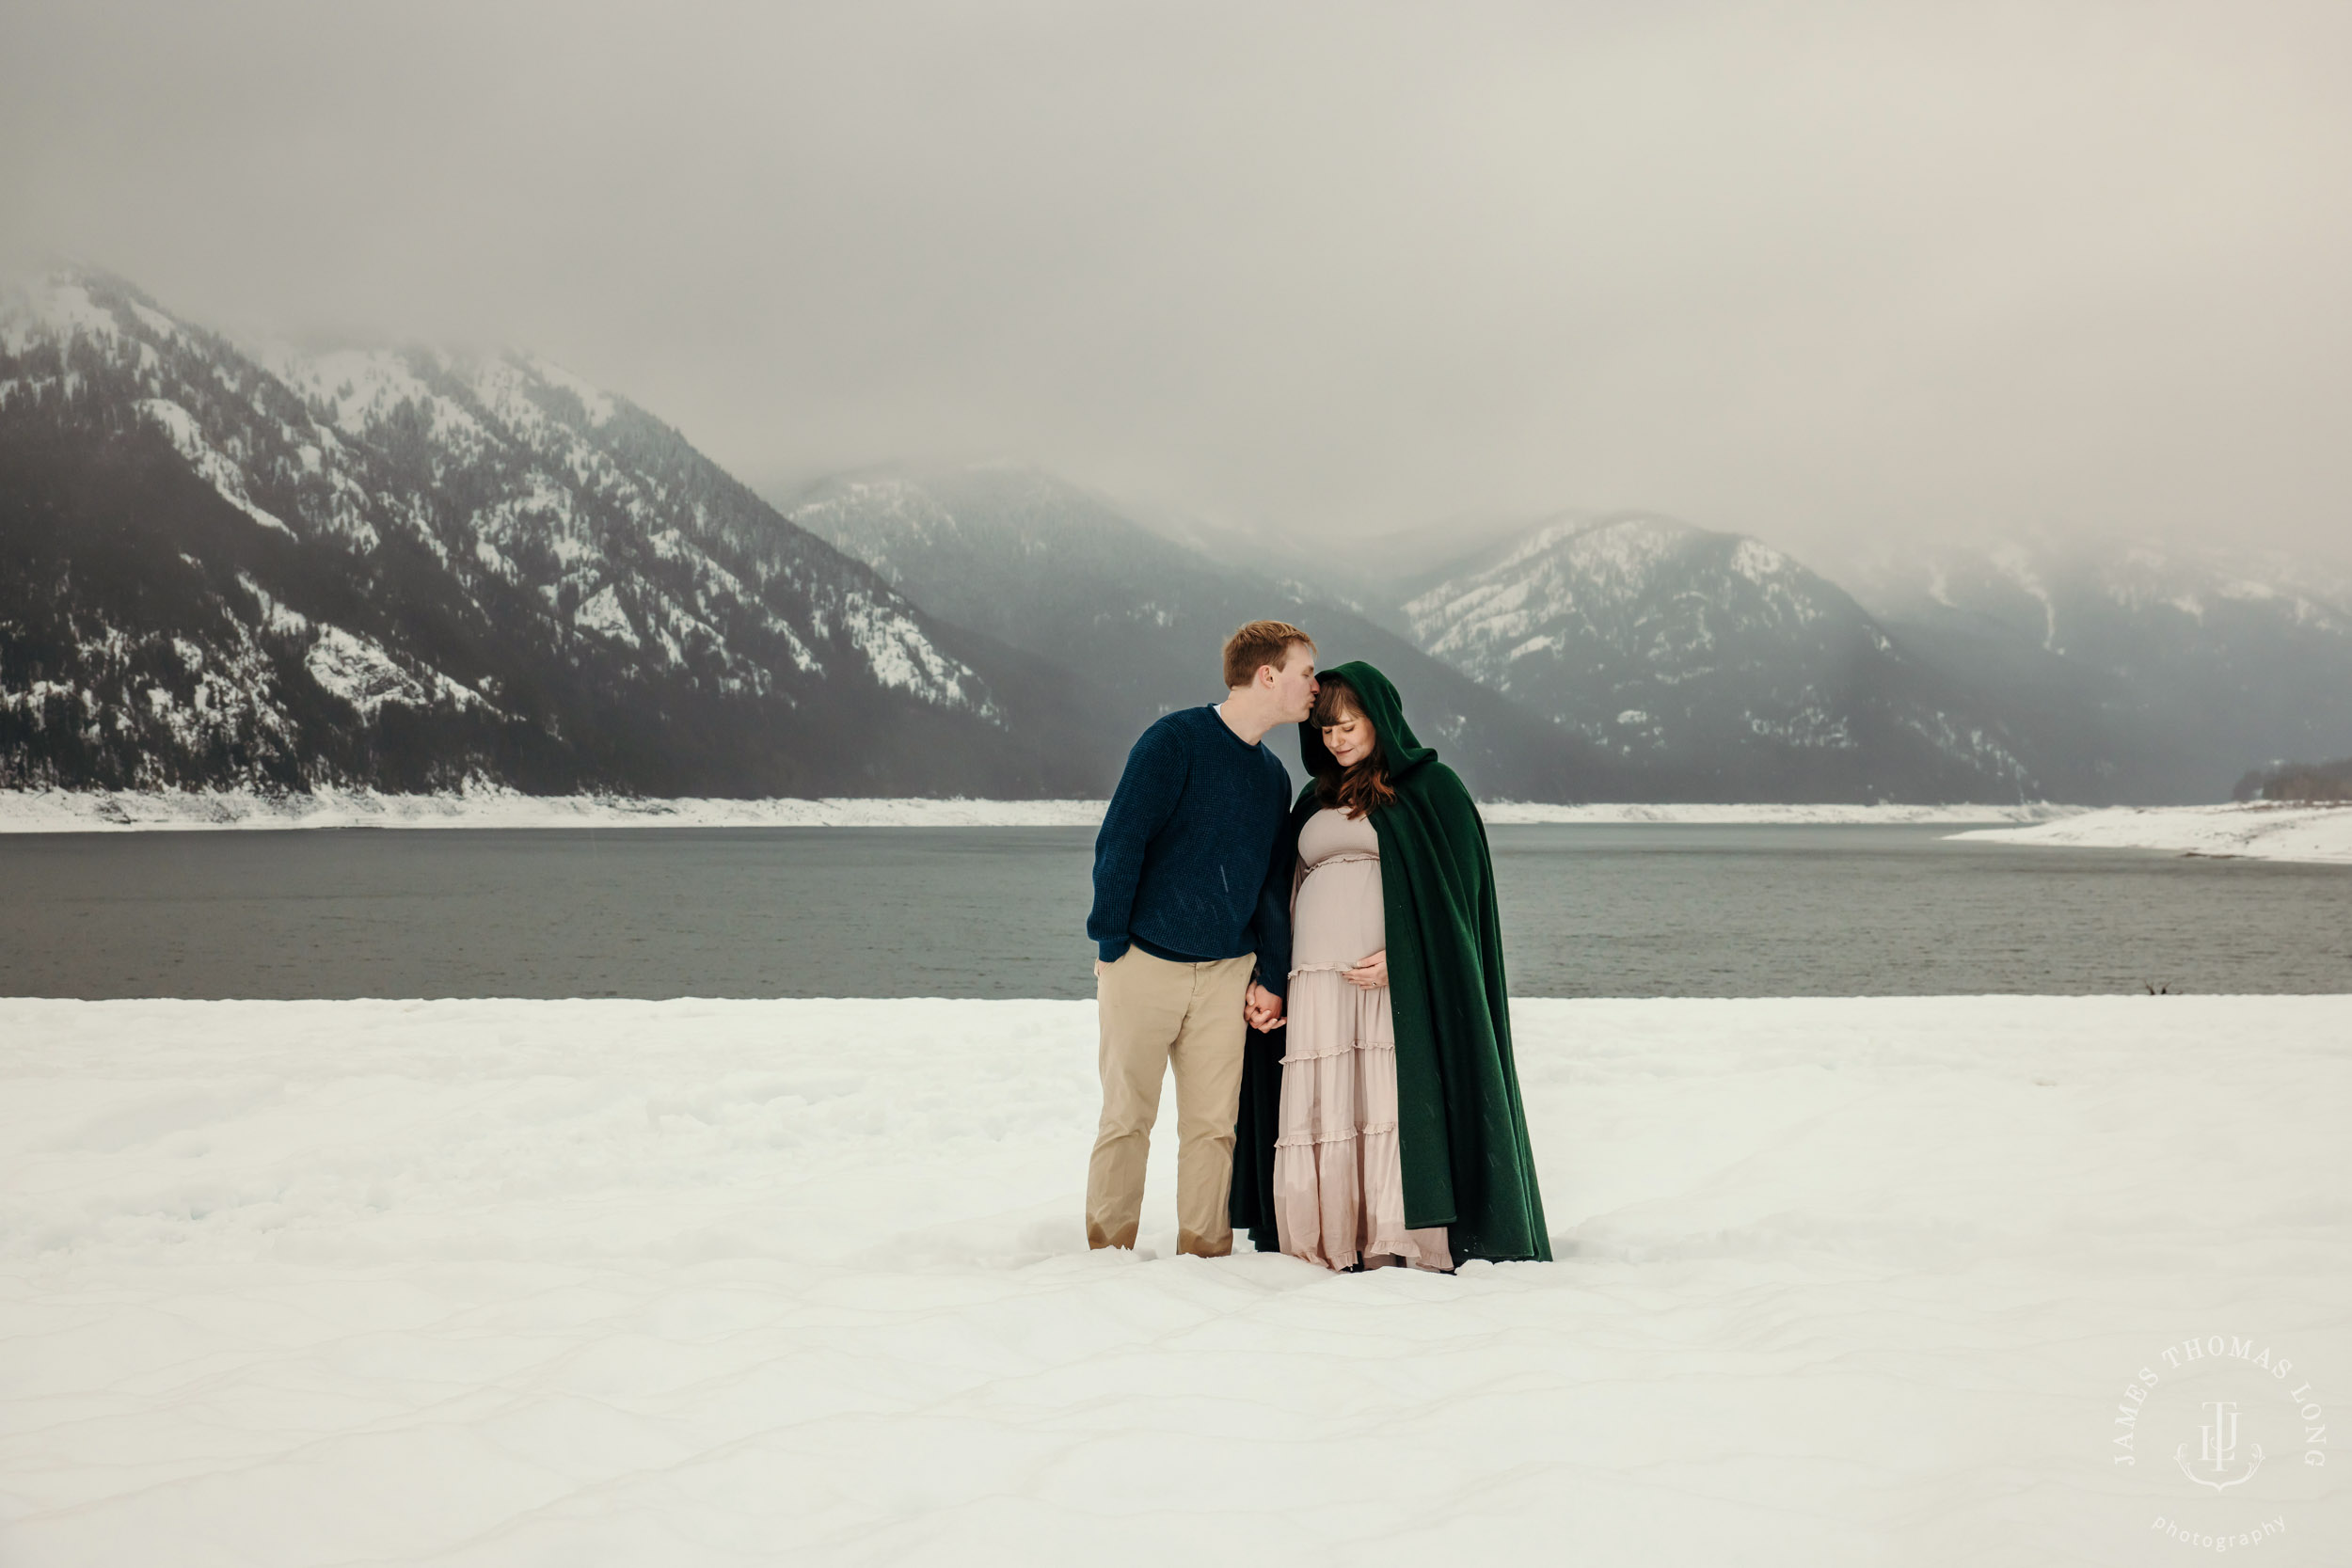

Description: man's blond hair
[1221,620,1314,689]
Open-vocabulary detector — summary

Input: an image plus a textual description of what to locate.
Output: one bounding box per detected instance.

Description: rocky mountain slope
[0,269,1106,797]
[1850,542,2352,801]
[1397,514,2038,801]
[789,465,1635,800]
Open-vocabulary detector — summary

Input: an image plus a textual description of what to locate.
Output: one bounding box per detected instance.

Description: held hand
[1245,980,1285,1032]
[1342,948,1388,990]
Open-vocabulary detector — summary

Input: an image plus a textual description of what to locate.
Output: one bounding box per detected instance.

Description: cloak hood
[1299,660,1437,786]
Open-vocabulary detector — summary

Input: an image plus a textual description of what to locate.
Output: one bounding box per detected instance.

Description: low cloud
[6,0,2347,562]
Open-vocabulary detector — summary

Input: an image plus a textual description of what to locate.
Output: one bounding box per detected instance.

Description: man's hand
[1245,980,1285,1032]
[1342,948,1388,990]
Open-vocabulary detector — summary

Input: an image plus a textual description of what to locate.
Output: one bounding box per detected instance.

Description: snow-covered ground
[1956,801,2352,864]
[0,789,2071,832]
[5,996,2344,1564]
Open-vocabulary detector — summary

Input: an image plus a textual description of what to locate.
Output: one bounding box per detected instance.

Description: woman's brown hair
[1310,673,1398,819]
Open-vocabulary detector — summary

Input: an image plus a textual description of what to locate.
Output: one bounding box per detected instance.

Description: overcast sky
[5,1,2348,562]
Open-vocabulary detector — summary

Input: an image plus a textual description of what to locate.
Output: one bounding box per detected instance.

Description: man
[1084,620,1318,1257]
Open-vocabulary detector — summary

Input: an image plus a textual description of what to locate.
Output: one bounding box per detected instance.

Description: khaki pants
[1086,948,1255,1257]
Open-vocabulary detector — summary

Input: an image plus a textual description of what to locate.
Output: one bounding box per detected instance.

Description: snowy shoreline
[1954,800,2352,864]
[5,994,2346,1563]
[1475,800,2072,826]
[0,787,2076,833]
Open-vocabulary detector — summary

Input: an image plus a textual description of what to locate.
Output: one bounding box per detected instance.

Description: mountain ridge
[1391,511,2039,801]
[0,267,1110,797]
[8,265,2346,804]
[1848,539,2352,800]
[787,462,1638,801]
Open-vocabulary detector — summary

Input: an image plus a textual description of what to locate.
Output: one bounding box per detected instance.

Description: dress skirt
[1273,807,1452,1272]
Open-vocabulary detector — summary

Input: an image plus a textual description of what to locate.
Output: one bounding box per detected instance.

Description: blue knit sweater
[1088,705,1295,994]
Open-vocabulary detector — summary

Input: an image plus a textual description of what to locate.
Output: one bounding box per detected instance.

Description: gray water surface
[2,824,2346,999]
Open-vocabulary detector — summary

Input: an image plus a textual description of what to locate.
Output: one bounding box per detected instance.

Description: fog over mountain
[1396,516,2034,801]
[1848,542,2352,802]
[795,476,2054,801]
[7,5,2352,804]
[8,267,2350,803]
[5,3,2349,568]
[787,465,1635,800]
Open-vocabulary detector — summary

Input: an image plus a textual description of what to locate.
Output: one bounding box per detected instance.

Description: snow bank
[1476,800,2072,825]
[1954,800,2352,864]
[0,789,2073,833]
[5,996,2345,1563]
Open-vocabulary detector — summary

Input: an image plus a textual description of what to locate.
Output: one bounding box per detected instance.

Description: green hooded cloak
[1230,660,1551,1265]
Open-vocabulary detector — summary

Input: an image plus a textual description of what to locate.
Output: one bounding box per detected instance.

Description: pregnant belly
[1292,860,1385,968]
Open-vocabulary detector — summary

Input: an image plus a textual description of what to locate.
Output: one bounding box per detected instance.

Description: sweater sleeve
[1087,721,1188,963]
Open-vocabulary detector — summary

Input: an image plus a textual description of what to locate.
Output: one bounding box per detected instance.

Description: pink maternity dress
[1272,805,1453,1272]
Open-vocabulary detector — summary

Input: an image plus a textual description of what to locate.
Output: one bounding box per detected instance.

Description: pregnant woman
[1231,661,1550,1271]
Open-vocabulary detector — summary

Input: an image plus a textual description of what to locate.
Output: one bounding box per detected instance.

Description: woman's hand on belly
[1342,948,1388,990]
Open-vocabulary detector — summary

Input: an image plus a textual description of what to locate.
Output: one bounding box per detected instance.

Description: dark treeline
[2233,756,2352,803]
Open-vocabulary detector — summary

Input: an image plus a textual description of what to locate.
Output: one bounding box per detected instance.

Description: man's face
[1266,645,1319,723]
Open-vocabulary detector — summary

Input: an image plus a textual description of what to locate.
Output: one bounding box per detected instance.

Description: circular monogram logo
[2111,1334,2330,1550]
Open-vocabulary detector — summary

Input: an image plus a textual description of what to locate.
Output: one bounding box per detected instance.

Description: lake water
[2,824,2346,1000]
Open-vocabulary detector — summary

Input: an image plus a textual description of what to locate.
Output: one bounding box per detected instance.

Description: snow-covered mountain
[789,465,1636,800]
[1399,515,2038,801]
[0,268,1104,796]
[13,265,2338,807]
[1850,540,2352,801]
